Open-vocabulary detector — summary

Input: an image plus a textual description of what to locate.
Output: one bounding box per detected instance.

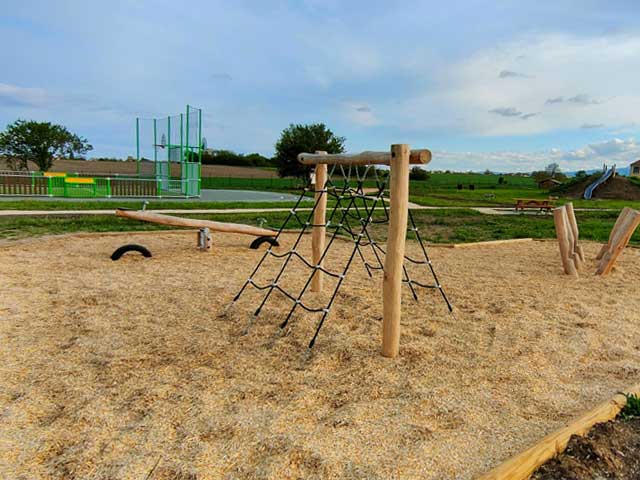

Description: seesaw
[115,208,278,251]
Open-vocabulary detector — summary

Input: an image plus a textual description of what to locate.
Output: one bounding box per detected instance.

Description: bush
[409,166,430,181]
[621,393,640,419]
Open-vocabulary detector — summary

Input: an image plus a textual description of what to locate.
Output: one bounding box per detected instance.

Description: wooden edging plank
[452,238,533,249]
[478,383,640,480]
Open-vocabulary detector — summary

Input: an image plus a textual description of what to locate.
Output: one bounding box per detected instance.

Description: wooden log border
[451,238,533,249]
[478,383,640,480]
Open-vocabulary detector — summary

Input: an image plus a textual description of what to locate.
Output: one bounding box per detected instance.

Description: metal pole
[153,119,157,163]
[198,107,202,196]
[180,113,184,163]
[135,117,140,176]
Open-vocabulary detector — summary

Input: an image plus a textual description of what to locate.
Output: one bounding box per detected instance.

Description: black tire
[249,236,280,250]
[111,244,153,261]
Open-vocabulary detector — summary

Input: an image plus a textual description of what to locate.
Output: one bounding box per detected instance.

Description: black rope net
[229,164,452,349]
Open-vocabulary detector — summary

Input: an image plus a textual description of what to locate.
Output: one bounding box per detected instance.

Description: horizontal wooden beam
[478,383,640,480]
[115,209,276,237]
[298,149,431,166]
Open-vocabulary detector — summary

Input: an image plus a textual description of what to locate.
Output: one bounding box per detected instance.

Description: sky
[1,0,640,172]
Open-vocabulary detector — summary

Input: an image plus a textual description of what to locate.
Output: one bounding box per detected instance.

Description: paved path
[0,205,563,217]
[0,208,304,216]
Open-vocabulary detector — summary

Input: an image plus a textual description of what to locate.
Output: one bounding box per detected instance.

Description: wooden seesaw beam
[115,209,276,237]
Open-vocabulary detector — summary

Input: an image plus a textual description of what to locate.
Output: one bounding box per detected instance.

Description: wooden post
[596,207,633,260]
[382,144,410,358]
[197,227,212,251]
[565,202,585,265]
[311,152,328,292]
[553,206,578,276]
[596,208,640,276]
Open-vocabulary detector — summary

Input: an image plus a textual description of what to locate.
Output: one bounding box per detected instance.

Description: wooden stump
[596,208,640,276]
[553,206,578,276]
[565,202,585,267]
[596,207,633,260]
[197,227,212,251]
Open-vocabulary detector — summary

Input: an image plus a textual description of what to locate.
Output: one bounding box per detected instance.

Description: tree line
[0,119,346,179]
[0,118,579,184]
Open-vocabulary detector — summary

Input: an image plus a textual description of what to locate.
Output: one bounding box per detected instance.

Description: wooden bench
[515,198,553,213]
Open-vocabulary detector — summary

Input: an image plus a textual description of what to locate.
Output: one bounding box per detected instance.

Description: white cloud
[489,107,522,117]
[418,33,640,136]
[585,138,637,156]
[499,70,532,79]
[566,94,604,105]
[342,101,378,126]
[0,83,48,108]
[430,137,640,173]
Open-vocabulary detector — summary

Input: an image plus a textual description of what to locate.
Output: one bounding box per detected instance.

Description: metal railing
[0,172,200,198]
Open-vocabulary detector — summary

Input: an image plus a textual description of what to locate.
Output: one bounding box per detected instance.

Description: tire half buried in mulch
[532,417,640,479]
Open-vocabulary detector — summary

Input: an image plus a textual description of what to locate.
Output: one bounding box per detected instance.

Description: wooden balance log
[115,208,277,251]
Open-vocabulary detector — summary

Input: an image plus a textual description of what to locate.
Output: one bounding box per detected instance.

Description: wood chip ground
[1,232,639,479]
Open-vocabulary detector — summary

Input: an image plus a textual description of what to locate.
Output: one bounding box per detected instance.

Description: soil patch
[532,417,640,479]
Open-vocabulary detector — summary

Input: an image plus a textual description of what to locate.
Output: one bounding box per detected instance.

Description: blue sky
[1,0,640,172]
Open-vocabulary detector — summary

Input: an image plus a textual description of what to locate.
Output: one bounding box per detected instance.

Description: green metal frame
[135,105,203,198]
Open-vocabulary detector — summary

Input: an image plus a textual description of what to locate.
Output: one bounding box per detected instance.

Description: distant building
[537,178,562,189]
[630,159,640,178]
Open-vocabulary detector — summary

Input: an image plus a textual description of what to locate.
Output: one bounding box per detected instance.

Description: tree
[545,162,561,178]
[531,170,548,182]
[409,166,430,181]
[0,119,92,171]
[274,123,345,179]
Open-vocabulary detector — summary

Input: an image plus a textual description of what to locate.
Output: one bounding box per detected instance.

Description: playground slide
[583,164,616,200]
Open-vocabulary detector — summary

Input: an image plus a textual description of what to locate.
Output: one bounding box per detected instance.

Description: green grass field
[2,171,640,245]
[2,208,638,246]
[2,172,639,211]
[417,172,535,188]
